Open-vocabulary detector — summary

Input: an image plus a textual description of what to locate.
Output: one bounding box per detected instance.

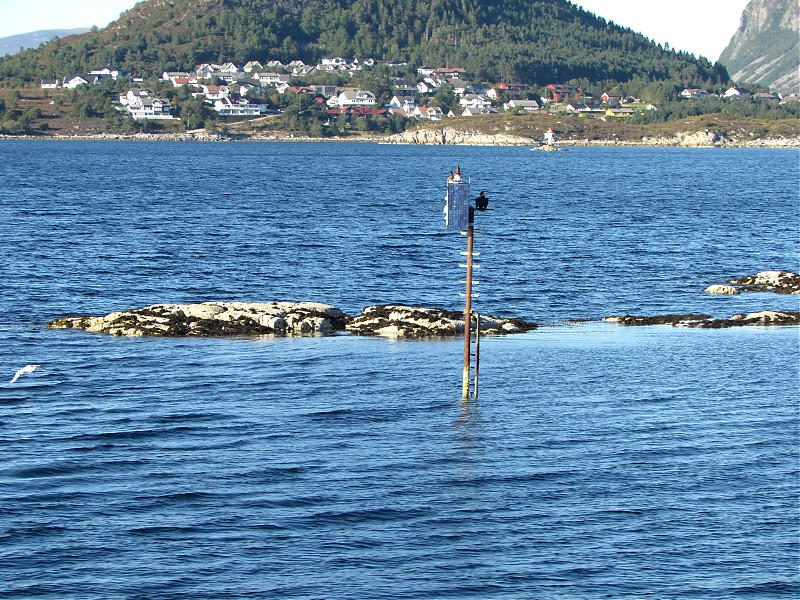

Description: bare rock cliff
[718,0,799,94]
[385,127,532,146]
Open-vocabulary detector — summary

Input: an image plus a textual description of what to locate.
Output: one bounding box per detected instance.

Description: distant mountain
[0,29,90,57]
[0,0,727,88]
[718,0,799,94]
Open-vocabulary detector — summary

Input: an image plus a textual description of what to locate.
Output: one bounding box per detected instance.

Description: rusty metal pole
[462,207,475,399]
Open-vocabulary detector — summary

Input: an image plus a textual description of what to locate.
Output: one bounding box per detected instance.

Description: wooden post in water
[462,207,475,399]
[474,311,480,397]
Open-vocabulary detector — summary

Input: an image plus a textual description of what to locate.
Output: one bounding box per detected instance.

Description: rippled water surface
[0,141,798,598]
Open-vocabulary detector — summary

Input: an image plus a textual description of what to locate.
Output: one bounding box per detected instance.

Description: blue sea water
[0,141,798,598]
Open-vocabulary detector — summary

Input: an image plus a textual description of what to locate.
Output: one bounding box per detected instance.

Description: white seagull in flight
[10,365,41,384]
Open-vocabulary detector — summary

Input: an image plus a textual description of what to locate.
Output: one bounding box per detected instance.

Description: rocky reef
[48,301,349,337]
[608,271,800,328]
[347,305,536,337]
[48,302,537,338]
[705,271,800,295]
[727,271,800,294]
[604,310,800,328]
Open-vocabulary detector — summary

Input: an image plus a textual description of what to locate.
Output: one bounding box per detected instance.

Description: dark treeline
[632,96,800,124]
[0,0,728,88]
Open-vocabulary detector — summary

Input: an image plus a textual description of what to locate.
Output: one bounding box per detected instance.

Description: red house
[546,83,580,102]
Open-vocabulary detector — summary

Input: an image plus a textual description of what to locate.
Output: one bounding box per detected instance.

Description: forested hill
[0,0,728,87]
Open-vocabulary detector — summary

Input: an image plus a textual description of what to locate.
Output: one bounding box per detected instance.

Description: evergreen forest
[0,0,728,88]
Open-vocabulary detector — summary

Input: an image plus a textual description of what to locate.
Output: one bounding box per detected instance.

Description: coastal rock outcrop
[384,127,532,146]
[47,302,538,338]
[604,310,800,328]
[704,284,740,295]
[48,301,348,337]
[346,305,537,337]
[676,130,724,147]
[705,271,800,295]
[726,271,800,294]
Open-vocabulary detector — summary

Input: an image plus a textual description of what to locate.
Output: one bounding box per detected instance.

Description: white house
[162,71,191,84]
[126,96,174,120]
[319,56,351,72]
[62,74,88,88]
[457,106,497,117]
[291,65,317,77]
[449,80,470,96]
[565,103,603,114]
[40,78,59,89]
[62,74,98,88]
[235,79,262,96]
[195,64,217,77]
[601,93,624,105]
[680,88,712,99]
[724,86,751,98]
[413,106,444,121]
[89,66,121,80]
[321,56,348,67]
[119,88,155,105]
[330,90,376,107]
[257,72,290,85]
[424,76,447,89]
[218,62,239,74]
[503,99,541,112]
[213,97,267,116]
[458,94,492,110]
[243,61,264,73]
[389,95,417,112]
[196,85,231,100]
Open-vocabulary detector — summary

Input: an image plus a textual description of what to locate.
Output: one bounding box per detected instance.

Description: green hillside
[0,0,728,87]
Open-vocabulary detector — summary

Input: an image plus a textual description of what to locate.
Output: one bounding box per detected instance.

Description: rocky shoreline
[2,128,799,148]
[382,127,800,148]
